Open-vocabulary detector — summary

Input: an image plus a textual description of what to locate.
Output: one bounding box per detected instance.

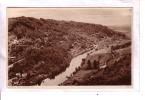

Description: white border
[0,0,140,96]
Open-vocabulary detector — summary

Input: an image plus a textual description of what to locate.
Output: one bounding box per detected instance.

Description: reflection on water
[41,52,88,86]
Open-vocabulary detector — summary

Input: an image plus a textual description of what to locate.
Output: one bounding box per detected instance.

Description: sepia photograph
[7,7,132,86]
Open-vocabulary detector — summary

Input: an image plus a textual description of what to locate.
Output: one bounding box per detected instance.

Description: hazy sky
[7,8,132,27]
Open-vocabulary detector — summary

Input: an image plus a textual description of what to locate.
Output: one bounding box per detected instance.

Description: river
[41,51,90,86]
[40,46,108,86]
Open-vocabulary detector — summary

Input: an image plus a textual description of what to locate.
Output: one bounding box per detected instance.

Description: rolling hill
[8,16,130,86]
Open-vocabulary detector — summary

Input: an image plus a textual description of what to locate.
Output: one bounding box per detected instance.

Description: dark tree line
[87,60,99,70]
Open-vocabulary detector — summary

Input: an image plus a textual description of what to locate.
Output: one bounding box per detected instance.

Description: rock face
[8,16,129,86]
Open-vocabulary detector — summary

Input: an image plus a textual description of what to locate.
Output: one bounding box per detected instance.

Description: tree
[87,60,91,69]
[37,79,42,86]
[81,58,86,66]
[93,60,97,69]
[93,60,99,69]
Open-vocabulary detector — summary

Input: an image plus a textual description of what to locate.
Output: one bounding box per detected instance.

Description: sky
[7,8,132,27]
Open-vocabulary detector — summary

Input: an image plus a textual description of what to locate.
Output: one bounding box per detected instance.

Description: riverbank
[61,40,131,85]
[8,46,94,86]
[40,48,95,86]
